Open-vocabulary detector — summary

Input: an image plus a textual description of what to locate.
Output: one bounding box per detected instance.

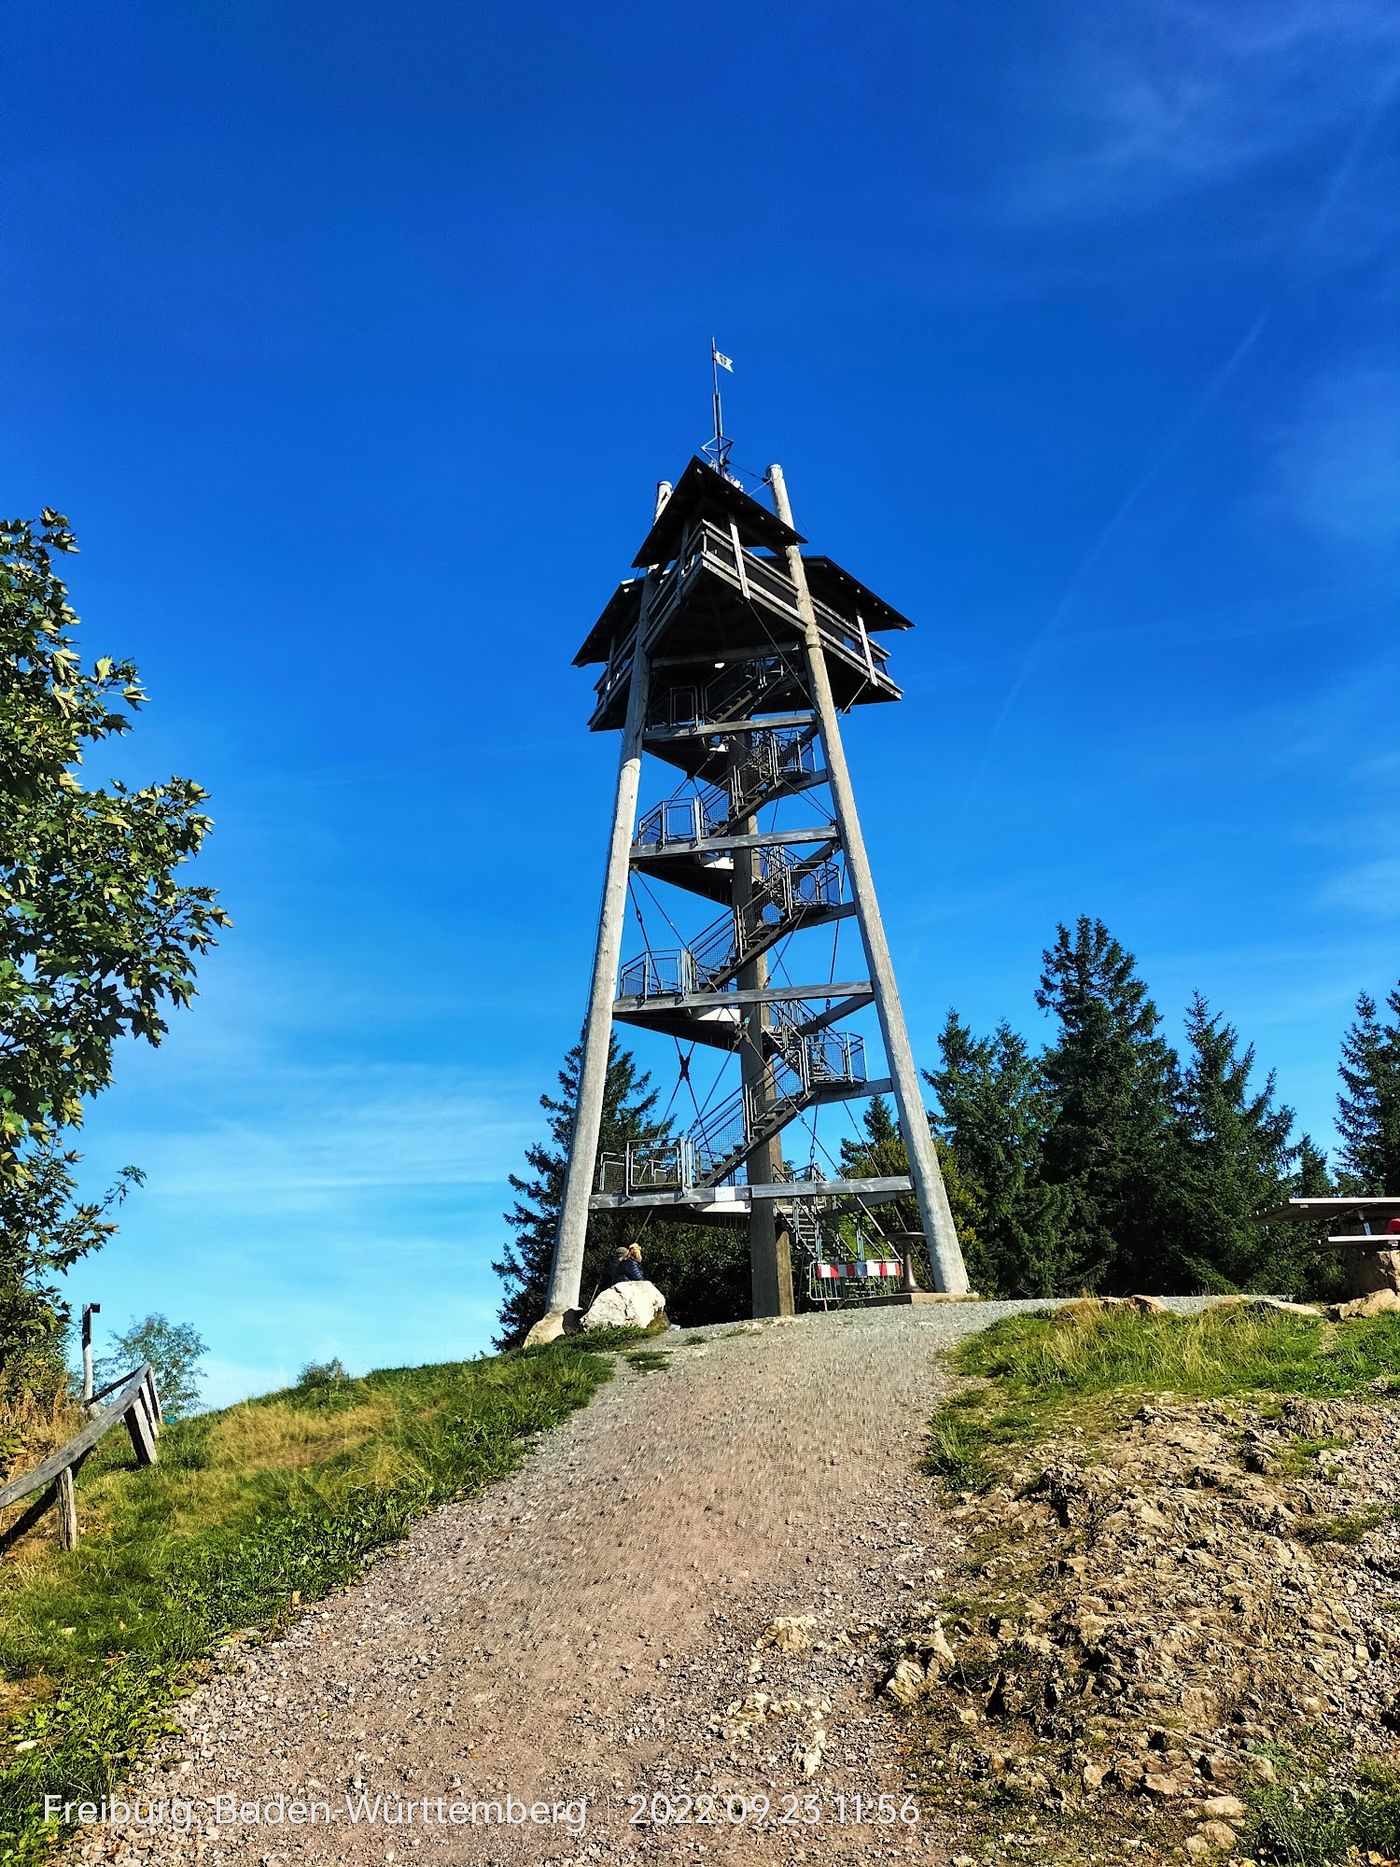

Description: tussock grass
[0,1338,628,1863]
[1250,1762,1400,1866]
[0,1391,84,1489]
[1294,1507,1390,1547]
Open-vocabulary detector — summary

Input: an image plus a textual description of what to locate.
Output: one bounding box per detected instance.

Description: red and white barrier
[814,1259,902,1281]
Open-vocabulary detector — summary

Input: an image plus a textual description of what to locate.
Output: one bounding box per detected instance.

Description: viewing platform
[575,458,911,735]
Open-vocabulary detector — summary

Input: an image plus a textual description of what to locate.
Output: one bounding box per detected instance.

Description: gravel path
[72,1301,1055,1866]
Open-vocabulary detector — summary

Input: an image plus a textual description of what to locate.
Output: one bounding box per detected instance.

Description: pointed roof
[801,556,914,633]
[630,456,804,569]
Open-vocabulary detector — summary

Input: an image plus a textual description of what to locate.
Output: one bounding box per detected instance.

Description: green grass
[927,1302,1400,1488]
[0,1335,633,1864]
[1294,1507,1389,1546]
[1272,1434,1347,1478]
[622,1348,670,1375]
[1249,1763,1400,1865]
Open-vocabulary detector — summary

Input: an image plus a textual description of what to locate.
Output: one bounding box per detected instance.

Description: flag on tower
[712,346,734,373]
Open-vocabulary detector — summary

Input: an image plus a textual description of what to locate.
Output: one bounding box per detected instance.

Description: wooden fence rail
[0,1363,161,1553]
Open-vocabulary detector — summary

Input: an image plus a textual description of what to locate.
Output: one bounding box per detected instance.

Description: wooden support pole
[54,1466,78,1550]
[142,1367,162,1436]
[80,1301,99,1411]
[545,482,673,1319]
[767,464,969,1296]
[729,736,794,1318]
[125,1393,158,1468]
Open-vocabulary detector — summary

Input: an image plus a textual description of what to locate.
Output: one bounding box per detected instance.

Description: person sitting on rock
[605,1242,645,1287]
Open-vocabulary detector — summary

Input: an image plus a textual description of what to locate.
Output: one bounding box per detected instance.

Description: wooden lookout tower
[541,452,970,1324]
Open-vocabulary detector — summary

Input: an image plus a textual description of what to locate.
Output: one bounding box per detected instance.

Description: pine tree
[926,1014,1074,1297]
[1035,918,1181,1292]
[1337,986,1400,1193]
[1294,1134,1331,1197]
[835,1095,979,1290]
[1170,993,1299,1290]
[492,1036,747,1346]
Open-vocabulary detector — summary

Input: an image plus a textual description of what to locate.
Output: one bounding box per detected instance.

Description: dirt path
[73,1302,1044,1865]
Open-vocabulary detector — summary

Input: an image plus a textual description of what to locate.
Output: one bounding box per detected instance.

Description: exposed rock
[796,1726,826,1778]
[1331,1240,1400,1300]
[883,1657,929,1706]
[1336,1287,1400,1320]
[522,1310,567,1348]
[1210,1294,1323,1317]
[1196,1819,1237,1849]
[901,1379,1400,1859]
[922,1621,958,1674]
[578,1278,667,1332]
[761,1615,818,1653]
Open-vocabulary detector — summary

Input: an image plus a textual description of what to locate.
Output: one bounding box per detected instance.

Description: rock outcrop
[897,1387,1400,1858]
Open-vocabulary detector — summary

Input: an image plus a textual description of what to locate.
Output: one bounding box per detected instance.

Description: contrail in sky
[956,56,1400,820]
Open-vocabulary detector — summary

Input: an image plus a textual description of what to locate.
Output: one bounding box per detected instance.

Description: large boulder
[579,1278,667,1333]
[523,1310,567,1348]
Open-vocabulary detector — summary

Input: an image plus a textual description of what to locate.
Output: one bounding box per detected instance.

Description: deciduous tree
[94,1312,207,1419]
[1,513,227,1389]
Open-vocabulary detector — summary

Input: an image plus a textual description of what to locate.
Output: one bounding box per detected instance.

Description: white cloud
[1007,0,1400,215]
[126,1062,538,1210]
[1321,854,1400,919]
[1269,365,1400,546]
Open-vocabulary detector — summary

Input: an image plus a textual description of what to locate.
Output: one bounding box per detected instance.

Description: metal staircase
[594,1021,874,1200]
[634,726,823,851]
[647,656,803,736]
[619,845,849,1006]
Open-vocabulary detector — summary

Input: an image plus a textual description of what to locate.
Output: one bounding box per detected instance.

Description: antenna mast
[705,338,734,477]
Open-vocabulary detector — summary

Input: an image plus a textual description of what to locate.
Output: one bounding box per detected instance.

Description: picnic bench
[1259,1197,1400,1300]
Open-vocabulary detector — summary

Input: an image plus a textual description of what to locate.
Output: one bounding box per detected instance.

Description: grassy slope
[928,1299,1400,1489]
[923,1302,1400,1866]
[0,1334,643,1864]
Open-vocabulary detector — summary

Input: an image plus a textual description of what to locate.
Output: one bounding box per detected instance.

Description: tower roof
[631,456,804,569]
[801,557,913,633]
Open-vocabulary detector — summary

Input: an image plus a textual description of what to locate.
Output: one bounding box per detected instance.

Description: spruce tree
[1337,986,1400,1193]
[1294,1134,1331,1197]
[1170,993,1299,1289]
[492,1036,746,1346]
[926,1014,1074,1297]
[1035,918,1181,1292]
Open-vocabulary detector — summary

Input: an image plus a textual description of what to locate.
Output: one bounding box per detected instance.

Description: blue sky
[3,1,1397,1405]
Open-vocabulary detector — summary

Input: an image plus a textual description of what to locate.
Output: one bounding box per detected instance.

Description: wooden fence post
[125,1393,158,1468]
[0,1364,161,1557]
[55,1467,79,1550]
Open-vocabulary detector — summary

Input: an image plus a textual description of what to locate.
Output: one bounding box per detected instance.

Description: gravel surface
[69,1300,1065,1866]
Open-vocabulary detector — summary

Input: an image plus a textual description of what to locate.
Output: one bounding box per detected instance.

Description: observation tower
[541,435,970,1323]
